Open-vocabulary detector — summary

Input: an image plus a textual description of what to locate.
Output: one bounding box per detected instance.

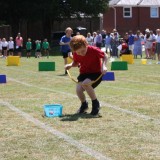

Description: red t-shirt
[73,46,105,74]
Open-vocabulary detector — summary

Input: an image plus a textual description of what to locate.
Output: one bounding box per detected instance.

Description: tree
[0,0,109,23]
[0,0,109,39]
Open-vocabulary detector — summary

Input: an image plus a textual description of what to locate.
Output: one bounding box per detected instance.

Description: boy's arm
[101,53,108,74]
[59,37,70,46]
[65,61,79,70]
[59,41,70,45]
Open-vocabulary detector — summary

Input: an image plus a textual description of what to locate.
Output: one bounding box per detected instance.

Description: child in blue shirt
[59,27,73,74]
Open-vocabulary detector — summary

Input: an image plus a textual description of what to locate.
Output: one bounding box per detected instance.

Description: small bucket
[44,104,63,117]
[141,59,147,64]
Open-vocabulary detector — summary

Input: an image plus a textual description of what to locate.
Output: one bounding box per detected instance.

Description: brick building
[103,0,160,35]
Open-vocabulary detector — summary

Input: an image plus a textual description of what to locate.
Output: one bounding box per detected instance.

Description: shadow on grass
[57,74,68,76]
[60,113,102,121]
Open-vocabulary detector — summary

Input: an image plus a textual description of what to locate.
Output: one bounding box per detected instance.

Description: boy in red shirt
[65,35,108,116]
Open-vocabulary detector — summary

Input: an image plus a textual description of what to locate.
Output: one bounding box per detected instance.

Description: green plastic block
[39,62,55,71]
[111,61,128,70]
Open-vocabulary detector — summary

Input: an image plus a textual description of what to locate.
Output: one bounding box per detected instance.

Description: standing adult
[149,30,156,59]
[15,33,23,57]
[0,38,2,57]
[59,27,73,74]
[105,32,112,56]
[92,32,97,46]
[128,30,135,54]
[86,32,93,46]
[111,32,119,57]
[133,30,143,59]
[95,30,102,49]
[101,30,106,47]
[144,29,152,59]
[155,29,160,64]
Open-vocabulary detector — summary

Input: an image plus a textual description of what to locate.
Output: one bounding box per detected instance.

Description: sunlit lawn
[0,53,160,160]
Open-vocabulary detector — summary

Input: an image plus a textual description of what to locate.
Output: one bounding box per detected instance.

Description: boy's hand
[65,63,72,70]
[102,65,107,75]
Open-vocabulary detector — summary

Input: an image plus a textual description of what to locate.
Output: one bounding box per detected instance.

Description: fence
[0,25,12,39]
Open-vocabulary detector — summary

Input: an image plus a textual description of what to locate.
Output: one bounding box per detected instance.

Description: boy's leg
[64,57,68,74]
[82,79,100,115]
[158,53,160,63]
[91,99,100,115]
[63,52,68,74]
[76,83,88,113]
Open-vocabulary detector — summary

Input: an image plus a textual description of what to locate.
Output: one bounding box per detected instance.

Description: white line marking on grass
[100,102,160,125]
[9,78,77,98]
[8,77,160,125]
[9,77,160,98]
[0,101,112,160]
[103,86,160,96]
[117,78,160,86]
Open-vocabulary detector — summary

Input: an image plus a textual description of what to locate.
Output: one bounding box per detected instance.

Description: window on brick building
[123,7,132,18]
[150,7,159,18]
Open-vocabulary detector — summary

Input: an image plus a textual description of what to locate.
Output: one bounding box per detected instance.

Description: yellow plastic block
[67,57,73,64]
[6,56,20,66]
[120,54,134,64]
[141,59,147,64]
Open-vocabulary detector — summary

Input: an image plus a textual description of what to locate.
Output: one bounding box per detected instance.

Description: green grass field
[0,54,160,160]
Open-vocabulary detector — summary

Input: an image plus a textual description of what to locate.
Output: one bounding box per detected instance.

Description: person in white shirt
[2,38,8,58]
[149,30,156,60]
[105,32,112,56]
[0,38,2,57]
[95,30,102,49]
[155,29,160,64]
[86,32,93,46]
[92,32,97,46]
[144,29,156,59]
[8,37,14,56]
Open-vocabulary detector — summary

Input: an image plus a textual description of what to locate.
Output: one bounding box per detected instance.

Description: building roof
[139,0,160,6]
[109,0,160,7]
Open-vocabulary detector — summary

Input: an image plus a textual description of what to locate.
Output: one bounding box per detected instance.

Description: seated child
[119,40,131,56]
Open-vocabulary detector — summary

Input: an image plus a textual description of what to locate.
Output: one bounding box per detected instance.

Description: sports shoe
[90,100,100,116]
[65,70,68,74]
[77,102,88,114]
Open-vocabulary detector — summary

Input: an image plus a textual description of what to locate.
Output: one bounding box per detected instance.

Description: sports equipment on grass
[67,70,103,86]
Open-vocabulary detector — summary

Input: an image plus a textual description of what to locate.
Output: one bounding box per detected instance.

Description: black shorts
[96,42,102,48]
[9,49,14,52]
[77,73,102,88]
[2,47,7,50]
[17,46,22,52]
[62,50,70,58]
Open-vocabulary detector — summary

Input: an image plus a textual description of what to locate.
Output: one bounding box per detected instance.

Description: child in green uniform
[42,39,50,58]
[26,38,32,58]
[35,40,41,58]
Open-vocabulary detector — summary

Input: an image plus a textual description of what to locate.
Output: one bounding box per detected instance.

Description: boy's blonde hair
[70,35,88,51]
[65,27,73,33]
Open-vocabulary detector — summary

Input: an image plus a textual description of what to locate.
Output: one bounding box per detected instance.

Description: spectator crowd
[1,28,160,64]
[0,33,50,58]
